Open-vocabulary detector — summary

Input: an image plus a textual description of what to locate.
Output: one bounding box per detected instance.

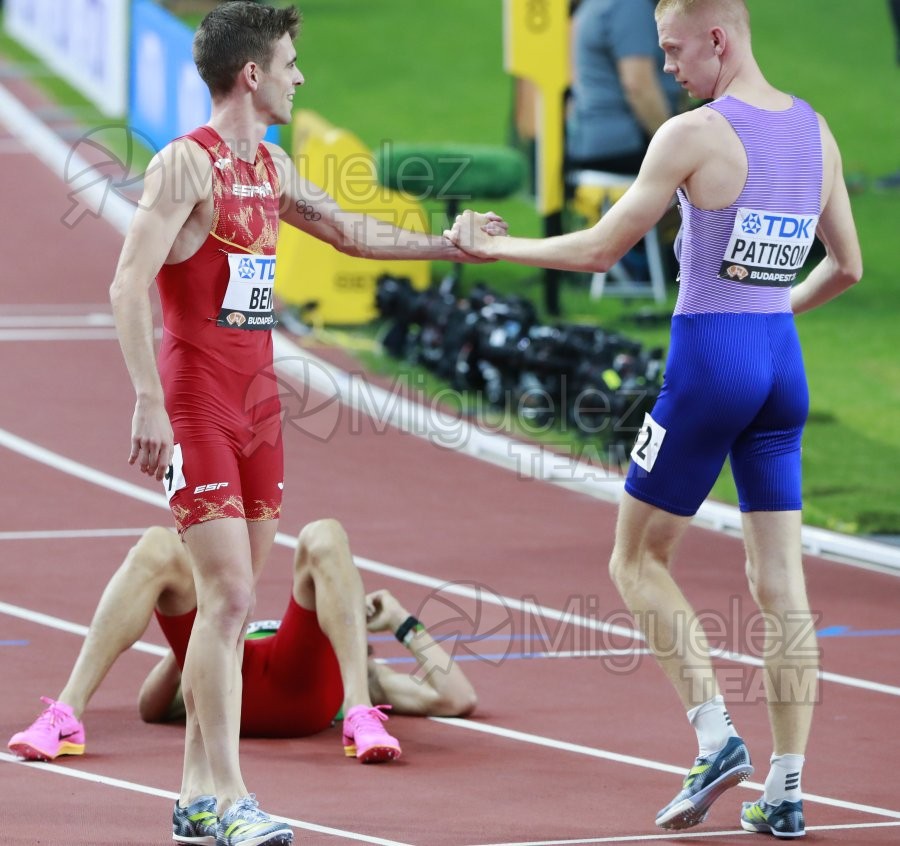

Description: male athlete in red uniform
[108,4,501,844]
[9,519,476,760]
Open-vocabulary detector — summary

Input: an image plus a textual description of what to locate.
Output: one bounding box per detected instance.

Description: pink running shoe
[342,705,401,763]
[8,697,85,761]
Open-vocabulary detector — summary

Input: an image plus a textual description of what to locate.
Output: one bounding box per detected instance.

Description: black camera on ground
[374,276,665,444]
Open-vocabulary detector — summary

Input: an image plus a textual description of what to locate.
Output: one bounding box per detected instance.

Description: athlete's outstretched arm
[445,113,701,272]
[365,589,477,717]
[263,142,504,264]
[790,118,863,314]
[109,141,211,480]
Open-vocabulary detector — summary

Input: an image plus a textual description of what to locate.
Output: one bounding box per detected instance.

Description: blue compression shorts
[625,313,809,516]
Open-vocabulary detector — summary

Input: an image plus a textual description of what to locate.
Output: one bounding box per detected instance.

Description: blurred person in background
[566,0,684,280]
[566,0,682,176]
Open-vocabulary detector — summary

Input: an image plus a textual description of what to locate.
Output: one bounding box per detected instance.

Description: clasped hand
[444,209,507,259]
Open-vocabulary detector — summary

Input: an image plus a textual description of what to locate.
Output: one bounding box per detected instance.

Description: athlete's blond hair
[655,0,750,35]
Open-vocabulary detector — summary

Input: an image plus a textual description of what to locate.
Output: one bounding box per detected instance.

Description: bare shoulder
[812,111,844,209]
[652,108,725,153]
[814,112,840,157]
[666,105,722,132]
[151,137,210,176]
[643,108,720,173]
[143,138,211,206]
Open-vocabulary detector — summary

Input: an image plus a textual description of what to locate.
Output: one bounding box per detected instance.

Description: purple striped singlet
[674,95,823,316]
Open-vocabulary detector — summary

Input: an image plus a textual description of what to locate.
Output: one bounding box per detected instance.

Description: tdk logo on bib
[740,212,815,240]
[741,213,763,235]
[234,256,276,281]
[720,207,819,287]
[217,253,278,330]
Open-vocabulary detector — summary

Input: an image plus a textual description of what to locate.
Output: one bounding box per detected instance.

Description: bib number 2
[630,413,666,473]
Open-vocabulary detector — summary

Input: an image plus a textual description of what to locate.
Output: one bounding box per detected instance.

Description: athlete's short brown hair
[193,2,302,98]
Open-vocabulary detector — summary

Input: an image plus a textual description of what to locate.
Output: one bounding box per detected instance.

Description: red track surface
[2,102,900,846]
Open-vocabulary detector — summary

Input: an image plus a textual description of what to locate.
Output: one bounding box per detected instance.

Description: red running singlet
[157,126,285,533]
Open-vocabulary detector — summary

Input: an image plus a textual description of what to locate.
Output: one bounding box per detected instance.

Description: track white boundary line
[5,584,900,825]
[0,596,653,665]
[0,77,896,574]
[0,426,169,509]
[3,423,900,701]
[0,600,166,656]
[0,83,138,232]
[0,328,119,341]
[3,431,900,824]
[0,314,115,327]
[0,527,148,541]
[269,336,900,575]
[466,820,900,846]
[0,752,412,846]
[429,718,900,822]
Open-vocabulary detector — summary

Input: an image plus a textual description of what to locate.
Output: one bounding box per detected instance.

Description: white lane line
[4,587,900,825]
[0,314,114,327]
[710,646,900,698]
[270,336,900,574]
[0,329,119,341]
[0,528,148,541]
[0,596,652,666]
[1,303,114,315]
[0,82,137,231]
[0,752,413,846]
[466,820,900,845]
[0,426,169,509]
[6,587,900,825]
[429,718,900,822]
[1,430,898,824]
[0,601,165,656]
[2,424,900,699]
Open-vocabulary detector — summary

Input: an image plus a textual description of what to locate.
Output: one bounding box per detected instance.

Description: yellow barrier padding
[570,183,630,226]
[275,110,431,325]
[503,0,570,216]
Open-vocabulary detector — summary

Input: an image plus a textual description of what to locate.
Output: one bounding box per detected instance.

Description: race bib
[630,413,666,474]
[719,207,819,287]
[217,253,277,330]
[163,443,187,502]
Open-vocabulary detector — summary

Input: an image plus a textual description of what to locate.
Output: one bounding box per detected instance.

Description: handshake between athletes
[445,210,509,261]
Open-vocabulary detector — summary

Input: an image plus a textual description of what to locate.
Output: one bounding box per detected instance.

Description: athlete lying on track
[9,519,476,769]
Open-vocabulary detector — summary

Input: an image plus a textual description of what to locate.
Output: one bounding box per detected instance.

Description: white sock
[765,754,804,805]
[687,695,738,758]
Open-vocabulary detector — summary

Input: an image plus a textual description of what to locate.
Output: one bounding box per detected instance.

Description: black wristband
[394,615,423,646]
